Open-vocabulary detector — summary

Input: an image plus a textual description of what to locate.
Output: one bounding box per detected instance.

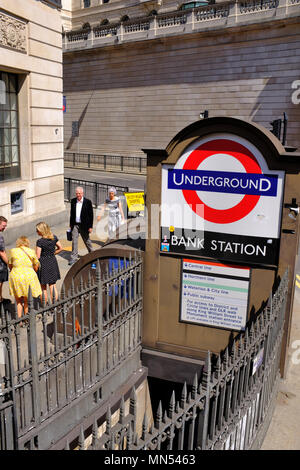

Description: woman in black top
[36,222,62,302]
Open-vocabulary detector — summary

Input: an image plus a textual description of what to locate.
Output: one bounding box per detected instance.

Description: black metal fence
[64,152,147,175]
[0,258,289,450]
[67,270,289,450]
[0,253,143,449]
[64,177,128,208]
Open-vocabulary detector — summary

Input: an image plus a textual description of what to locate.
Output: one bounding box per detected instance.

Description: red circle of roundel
[182,139,262,224]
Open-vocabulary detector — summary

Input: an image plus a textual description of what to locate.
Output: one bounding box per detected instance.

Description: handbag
[66,229,72,241]
[20,247,39,273]
[0,260,6,272]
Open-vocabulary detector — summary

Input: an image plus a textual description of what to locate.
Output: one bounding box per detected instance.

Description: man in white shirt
[69,186,94,265]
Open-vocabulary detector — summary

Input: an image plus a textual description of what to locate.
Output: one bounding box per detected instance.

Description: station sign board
[180,259,250,331]
[161,133,285,266]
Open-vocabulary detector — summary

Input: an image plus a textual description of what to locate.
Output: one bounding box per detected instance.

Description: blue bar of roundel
[167,169,278,196]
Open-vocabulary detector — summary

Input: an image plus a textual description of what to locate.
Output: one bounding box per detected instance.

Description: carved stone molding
[0,11,27,53]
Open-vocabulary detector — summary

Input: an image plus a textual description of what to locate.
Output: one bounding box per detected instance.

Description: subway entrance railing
[0,258,289,449]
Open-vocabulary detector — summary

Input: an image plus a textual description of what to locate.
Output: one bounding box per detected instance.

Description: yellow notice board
[124,192,145,212]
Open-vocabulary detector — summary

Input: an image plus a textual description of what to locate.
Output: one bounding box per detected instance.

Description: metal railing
[64,152,147,175]
[0,256,289,450]
[65,270,289,450]
[63,0,293,51]
[0,253,143,449]
[64,177,128,208]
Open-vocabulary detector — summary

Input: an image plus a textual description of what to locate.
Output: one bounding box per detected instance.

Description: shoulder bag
[20,247,39,273]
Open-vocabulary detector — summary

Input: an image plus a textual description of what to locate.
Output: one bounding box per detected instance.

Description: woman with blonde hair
[36,222,62,302]
[8,236,41,318]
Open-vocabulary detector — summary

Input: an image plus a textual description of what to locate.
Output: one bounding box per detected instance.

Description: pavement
[260,255,300,450]
[1,216,300,450]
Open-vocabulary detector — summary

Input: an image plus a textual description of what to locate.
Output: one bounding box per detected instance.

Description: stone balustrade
[63,0,300,52]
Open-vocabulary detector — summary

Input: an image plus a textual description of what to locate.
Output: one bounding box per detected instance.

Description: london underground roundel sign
[160,133,285,266]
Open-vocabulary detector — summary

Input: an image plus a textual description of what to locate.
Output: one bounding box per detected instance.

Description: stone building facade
[0,0,66,243]
[62,0,300,157]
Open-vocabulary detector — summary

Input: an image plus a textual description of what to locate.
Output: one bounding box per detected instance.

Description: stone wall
[63,18,300,155]
[0,0,65,237]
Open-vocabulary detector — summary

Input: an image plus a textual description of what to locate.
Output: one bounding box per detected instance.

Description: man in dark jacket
[69,186,94,265]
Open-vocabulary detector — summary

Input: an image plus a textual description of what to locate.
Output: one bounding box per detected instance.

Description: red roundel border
[182,139,262,224]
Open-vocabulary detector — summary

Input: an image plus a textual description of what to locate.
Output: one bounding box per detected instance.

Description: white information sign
[180,259,250,331]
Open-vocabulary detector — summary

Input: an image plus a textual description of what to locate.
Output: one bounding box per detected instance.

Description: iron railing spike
[27,286,33,310]
[71,278,75,296]
[149,422,154,435]
[155,401,162,429]
[180,381,187,407]
[91,418,98,448]
[106,407,112,434]
[142,412,148,439]
[87,269,92,288]
[78,426,85,450]
[192,373,198,399]
[95,259,101,282]
[202,351,211,390]
[119,396,125,424]
[61,284,65,300]
[168,390,175,418]
[126,423,133,449]
[130,386,137,413]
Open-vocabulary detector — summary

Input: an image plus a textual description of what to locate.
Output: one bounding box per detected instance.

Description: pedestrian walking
[0,216,8,302]
[97,187,125,238]
[69,186,94,266]
[36,222,62,302]
[8,236,41,319]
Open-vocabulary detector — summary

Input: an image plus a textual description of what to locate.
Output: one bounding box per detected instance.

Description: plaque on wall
[180,258,251,331]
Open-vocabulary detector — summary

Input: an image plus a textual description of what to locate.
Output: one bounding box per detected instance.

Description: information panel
[180,259,250,331]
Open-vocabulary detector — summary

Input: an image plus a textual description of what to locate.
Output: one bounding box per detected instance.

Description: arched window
[103,0,110,3]
[121,15,129,22]
[148,10,158,16]
[100,19,109,25]
[83,0,90,8]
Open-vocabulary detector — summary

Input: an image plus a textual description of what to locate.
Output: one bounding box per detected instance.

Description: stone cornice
[63,0,300,54]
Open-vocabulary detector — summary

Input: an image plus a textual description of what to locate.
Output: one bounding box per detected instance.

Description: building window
[83,0,90,7]
[0,72,20,182]
[11,190,24,215]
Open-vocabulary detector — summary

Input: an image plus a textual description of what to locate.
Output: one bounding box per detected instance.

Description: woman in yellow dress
[8,236,42,318]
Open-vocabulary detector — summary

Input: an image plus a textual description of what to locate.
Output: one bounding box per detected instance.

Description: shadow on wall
[248,76,300,148]
[63,36,300,151]
[65,91,94,150]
